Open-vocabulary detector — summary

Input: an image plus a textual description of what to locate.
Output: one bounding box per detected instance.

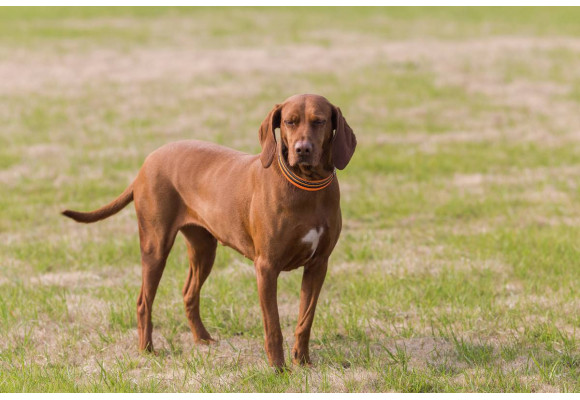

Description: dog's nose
[295,141,312,156]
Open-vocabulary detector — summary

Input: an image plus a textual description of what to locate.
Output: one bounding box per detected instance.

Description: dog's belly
[181,196,256,260]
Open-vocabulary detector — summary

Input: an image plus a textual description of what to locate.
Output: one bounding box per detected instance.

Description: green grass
[1,6,580,393]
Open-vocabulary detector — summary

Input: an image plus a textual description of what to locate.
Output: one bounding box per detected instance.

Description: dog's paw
[292,358,313,368]
[291,350,311,367]
[195,337,218,346]
[272,364,292,374]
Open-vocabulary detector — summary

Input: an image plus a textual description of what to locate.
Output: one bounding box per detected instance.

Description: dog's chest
[301,227,324,259]
[277,225,327,270]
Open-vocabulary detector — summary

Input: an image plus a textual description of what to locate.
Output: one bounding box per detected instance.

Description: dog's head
[259,94,357,170]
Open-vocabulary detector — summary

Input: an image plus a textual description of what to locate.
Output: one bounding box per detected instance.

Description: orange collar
[278,153,335,191]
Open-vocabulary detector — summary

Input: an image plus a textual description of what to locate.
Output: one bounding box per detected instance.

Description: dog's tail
[62,183,134,224]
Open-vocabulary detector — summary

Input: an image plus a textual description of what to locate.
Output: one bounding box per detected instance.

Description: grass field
[1,7,580,392]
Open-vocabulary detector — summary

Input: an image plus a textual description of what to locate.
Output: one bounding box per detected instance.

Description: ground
[1,7,580,392]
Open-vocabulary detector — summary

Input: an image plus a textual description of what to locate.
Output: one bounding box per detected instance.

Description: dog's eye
[313,120,326,126]
[284,120,296,127]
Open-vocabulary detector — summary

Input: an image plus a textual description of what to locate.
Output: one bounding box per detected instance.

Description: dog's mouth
[290,154,315,168]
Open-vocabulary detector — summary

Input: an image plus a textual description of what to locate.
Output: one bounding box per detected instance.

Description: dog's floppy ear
[331,106,357,170]
[259,104,282,168]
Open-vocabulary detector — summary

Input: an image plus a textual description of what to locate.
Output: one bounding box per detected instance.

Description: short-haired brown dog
[62,94,356,370]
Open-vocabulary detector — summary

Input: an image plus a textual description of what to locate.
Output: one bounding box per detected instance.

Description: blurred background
[1,7,580,392]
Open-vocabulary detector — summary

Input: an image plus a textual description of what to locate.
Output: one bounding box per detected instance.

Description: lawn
[1,7,580,392]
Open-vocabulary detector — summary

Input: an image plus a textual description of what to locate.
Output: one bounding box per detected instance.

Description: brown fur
[62,94,356,370]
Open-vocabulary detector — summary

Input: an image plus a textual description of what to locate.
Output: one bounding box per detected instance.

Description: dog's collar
[277,153,336,191]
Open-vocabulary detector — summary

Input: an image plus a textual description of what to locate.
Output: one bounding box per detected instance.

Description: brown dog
[62,94,356,370]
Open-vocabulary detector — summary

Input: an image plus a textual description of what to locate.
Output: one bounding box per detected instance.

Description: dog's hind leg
[181,225,217,344]
[136,231,177,353]
[135,197,179,353]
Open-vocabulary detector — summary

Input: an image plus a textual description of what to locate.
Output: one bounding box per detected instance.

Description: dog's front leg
[254,258,285,370]
[292,258,328,366]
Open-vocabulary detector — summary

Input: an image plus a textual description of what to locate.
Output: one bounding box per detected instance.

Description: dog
[62,94,356,370]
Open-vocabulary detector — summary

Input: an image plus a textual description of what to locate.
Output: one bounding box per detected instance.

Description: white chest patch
[302,227,324,259]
